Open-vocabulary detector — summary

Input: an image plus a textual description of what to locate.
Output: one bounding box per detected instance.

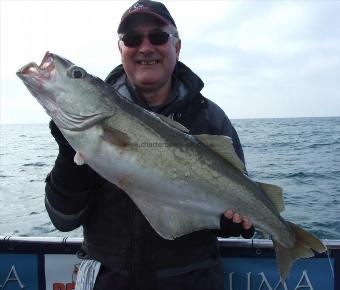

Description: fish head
[16,52,115,131]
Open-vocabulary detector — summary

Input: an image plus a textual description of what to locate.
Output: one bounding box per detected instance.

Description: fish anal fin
[194,134,246,173]
[273,222,326,283]
[101,126,130,147]
[157,114,189,133]
[258,182,285,213]
[130,195,220,240]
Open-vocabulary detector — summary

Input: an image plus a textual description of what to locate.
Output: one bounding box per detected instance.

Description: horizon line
[1,115,339,126]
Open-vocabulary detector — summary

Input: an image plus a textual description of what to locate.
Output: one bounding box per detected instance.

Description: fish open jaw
[40,51,55,71]
[16,51,56,80]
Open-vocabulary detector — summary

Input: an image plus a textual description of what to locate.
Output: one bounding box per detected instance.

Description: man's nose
[138,36,156,54]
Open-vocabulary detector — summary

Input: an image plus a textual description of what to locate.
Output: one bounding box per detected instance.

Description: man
[45,1,254,289]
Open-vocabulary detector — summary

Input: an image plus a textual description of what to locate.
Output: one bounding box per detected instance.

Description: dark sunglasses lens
[149,32,169,45]
[122,34,143,47]
[122,32,170,47]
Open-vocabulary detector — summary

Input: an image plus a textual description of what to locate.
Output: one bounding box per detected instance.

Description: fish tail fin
[273,221,326,282]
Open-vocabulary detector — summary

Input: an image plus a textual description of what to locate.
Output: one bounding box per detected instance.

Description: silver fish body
[17,52,326,282]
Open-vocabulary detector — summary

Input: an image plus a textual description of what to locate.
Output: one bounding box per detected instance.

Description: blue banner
[222,257,334,290]
[0,254,39,290]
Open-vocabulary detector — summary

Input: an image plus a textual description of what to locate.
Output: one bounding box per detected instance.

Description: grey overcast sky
[1,0,340,124]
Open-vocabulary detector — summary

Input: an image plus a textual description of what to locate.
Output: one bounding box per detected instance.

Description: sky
[1,0,340,124]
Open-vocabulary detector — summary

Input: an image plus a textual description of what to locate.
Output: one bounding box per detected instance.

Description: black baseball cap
[117,0,177,33]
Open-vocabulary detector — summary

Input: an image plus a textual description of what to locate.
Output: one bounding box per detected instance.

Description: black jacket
[45,62,247,278]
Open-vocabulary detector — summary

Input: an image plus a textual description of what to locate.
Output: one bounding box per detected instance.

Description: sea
[0,117,339,239]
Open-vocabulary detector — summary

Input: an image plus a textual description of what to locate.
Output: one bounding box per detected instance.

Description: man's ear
[175,39,181,59]
[118,41,123,54]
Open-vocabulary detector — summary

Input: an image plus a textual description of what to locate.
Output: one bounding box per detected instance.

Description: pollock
[17,52,326,282]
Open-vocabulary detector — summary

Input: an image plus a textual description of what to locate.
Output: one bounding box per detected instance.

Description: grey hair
[169,24,180,39]
[168,24,180,47]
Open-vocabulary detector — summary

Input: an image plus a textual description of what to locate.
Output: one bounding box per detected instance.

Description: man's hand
[219,210,255,239]
[224,210,253,230]
[49,120,76,159]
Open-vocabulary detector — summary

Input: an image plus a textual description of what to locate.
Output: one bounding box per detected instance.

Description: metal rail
[1,235,339,251]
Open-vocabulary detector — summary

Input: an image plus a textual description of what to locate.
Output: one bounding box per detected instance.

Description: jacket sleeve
[45,121,105,232]
[206,100,254,238]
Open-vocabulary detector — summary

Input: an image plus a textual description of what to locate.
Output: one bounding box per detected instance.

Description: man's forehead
[120,14,167,33]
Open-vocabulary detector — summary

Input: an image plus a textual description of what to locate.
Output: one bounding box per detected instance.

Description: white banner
[45,254,81,290]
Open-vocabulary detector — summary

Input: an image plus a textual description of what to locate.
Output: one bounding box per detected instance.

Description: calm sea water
[0,117,339,239]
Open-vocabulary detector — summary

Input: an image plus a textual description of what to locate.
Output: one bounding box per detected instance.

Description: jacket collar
[104,61,204,116]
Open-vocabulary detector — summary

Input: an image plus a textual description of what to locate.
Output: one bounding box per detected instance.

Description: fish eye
[68,66,87,79]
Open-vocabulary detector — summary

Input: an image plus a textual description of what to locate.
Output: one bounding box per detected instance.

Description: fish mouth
[16,52,61,119]
[16,51,56,83]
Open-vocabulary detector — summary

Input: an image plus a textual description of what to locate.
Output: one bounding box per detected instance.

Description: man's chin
[135,80,162,91]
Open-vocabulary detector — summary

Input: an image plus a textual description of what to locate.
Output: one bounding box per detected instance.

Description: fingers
[242,216,253,230]
[223,210,252,230]
[223,210,234,219]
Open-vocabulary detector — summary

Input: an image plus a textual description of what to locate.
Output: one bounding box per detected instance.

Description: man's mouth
[136,60,160,65]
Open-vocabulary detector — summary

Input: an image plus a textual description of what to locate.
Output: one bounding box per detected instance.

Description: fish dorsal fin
[194,134,246,173]
[156,114,190,133]
[258,182,285,212]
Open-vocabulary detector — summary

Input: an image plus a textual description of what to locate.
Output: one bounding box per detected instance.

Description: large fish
[17,52,325,282]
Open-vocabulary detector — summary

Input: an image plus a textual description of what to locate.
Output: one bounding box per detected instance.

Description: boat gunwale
[1,236,339,251]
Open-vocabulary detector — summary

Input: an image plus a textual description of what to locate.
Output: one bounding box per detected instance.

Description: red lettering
[53,283,65,290]
[66,282,75,290]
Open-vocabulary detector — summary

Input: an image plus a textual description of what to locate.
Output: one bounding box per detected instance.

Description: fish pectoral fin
[194,134,246,173]
[156,114,190,133]
[273,222,326,282]
[257,182,285,213]
[74,151,86,165]
[101,126,130,147]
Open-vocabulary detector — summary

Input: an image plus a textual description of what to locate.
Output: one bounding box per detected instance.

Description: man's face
[118,18,181,93]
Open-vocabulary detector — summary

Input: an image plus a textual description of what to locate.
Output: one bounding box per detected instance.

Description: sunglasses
[120,31,177,48]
